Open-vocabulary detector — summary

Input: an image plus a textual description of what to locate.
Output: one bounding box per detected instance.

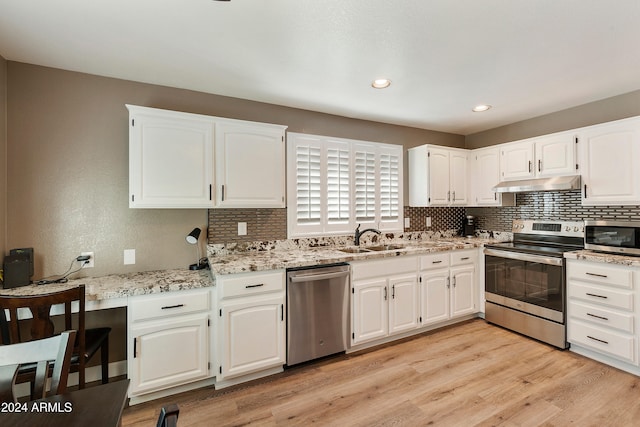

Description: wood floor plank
[120,319,640,426]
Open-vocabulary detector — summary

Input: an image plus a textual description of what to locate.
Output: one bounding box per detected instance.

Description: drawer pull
[587,335,609,345]
[460,257,470,261]
[161,304,185,310]
[586,272,608,278]
[432,260,442,264]
[586,293,608,299]
[245,283,265,289]
[587,312,609,321]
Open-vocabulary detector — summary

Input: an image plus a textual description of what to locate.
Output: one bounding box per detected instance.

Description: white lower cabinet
[215,270,286,381]
[420,250,478,326]
[567,260,639,368]
[352,257,419,345]
[127,288,212,397]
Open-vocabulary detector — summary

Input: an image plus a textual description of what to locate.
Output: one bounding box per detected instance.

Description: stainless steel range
[484,220,584,348]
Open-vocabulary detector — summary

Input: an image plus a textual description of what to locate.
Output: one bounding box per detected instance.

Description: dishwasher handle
[289,270,350,283]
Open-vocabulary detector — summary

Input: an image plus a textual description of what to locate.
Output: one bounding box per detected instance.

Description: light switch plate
[238,222,247,236]
[124,249,136,265]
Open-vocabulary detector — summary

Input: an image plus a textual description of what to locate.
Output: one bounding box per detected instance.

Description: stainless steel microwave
[584,220,640,255]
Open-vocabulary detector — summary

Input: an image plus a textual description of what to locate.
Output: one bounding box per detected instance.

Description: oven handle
[483,248,564,266]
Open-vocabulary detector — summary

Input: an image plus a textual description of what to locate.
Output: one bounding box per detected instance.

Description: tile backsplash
[208,206,466,244]
[467,189,640,232]
[208,190,640,244]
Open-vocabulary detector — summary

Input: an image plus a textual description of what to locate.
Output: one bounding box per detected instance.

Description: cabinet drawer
[450,250,477,266]
[217,270,285,299]
[568,320,636,364]
[568,300,634,333]
[419,252,450,271]
[569,262,633,289]
[130,289,211,322]
[352,256,417,280]
[569,282,633,311]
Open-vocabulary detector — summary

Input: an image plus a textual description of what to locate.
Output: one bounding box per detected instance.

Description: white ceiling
[1,0,639,135]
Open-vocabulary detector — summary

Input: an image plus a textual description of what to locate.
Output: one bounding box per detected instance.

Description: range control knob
[574,226,580,232]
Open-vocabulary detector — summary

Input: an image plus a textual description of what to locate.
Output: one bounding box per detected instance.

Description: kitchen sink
[338,247,372,254]
[366,244,405,251]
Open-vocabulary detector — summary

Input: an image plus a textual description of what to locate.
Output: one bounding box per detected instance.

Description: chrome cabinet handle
[447,277,450,288]
[538,159,541,172]
[384,286,388,301]
[460,257,470,261]
[584,184,588,198]
[528,161,532,173]
[447,191,450,202]
[432,260,442,264]
[392,285,395,299]
[452,191,456,202]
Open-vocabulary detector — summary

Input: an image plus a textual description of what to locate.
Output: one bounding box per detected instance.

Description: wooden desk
[1,379,129,427]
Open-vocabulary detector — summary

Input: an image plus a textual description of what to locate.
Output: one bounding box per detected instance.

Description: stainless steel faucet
[354,224,381,246]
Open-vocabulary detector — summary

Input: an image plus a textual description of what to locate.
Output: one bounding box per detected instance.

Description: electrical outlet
[426,217,432,228]
[238,222,247,236]
[124,249,136,265]
[80,252,94,269]
[404,218,410,228]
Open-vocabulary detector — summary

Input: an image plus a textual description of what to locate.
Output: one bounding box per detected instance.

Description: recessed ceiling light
[372,79,391,89]
[472,104,492,112]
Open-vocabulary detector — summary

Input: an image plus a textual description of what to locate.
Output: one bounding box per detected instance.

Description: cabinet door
[128,105,214,208]
[451,265,476,318]
[129,313,209,396]
[580,118,640,205]
[218,295,285,380]
[388,274,419,335]
[215,121,286,208]
[449,150,468,205]
[428,147,450,205]
[473,147,501,206]
[420,269,450,325]
[500,140,534,180]
[535,133,576,177]
[352,279,388,344]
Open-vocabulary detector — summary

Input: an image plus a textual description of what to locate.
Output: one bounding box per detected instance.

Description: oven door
[484,249,565,323]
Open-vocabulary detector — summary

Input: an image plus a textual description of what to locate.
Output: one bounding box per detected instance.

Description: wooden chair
[156,403,180,427]
[0,330,76,403]
[0,285,111,391]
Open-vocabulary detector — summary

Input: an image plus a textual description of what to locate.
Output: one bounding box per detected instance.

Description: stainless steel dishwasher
[286,263,350,366]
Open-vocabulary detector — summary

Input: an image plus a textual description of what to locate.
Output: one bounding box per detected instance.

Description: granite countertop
[0,269,213,301]
[0,236,505,302]
[565,250,640,267]
[207,236,503,275]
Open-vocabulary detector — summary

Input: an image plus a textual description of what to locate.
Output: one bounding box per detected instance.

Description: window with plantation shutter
[379,150,400,221]
[354,147,376,223]
[287,133,403,238]
[326,142,351,225]
[295,143,321,224]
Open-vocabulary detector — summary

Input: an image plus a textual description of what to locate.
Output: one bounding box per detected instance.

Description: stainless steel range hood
[492,175,581,193]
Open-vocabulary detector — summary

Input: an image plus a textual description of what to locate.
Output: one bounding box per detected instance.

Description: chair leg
[100,337,109,384]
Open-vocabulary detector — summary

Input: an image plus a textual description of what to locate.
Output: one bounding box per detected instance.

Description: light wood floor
[121,319,640,426]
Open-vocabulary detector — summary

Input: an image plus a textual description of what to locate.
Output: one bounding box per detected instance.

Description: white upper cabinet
[127,105,287,209]
[215,120,286,208]
[579,116,640,206]
[500,140,534,180]
[128,105,215,208]
[470,146,514,207]
[499,131,576,181]
[409,145,468,207]
[535,133,577,177]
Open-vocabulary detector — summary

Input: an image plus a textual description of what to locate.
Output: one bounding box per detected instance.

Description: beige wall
[0,54,6,258]
[6,62,463,279]
[465,89,640,149]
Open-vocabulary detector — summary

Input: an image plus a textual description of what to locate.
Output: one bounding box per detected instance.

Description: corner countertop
[564,250,640,267]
